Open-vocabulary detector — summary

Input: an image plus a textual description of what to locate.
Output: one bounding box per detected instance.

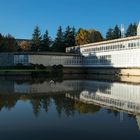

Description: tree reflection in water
[0,93,101,117]
[0,75,139,120]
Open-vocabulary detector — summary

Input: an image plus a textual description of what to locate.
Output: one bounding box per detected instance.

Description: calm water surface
[0,76,140,140]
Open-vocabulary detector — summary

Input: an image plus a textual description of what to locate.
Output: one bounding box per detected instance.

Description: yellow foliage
[75,29,90,45]
[19,41,30,51]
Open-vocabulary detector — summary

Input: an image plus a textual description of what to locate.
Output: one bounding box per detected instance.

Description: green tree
[64,26,76,48]
[41,30,51,51]
[113,25,121,39]
[0,33,2,40]
[106,28,114,40]
[0,34,3,50]
[126,23,137,37]
[71,27,76,45]
[0,34,18,52]
[31,26,42,51]
[52,26,65,52]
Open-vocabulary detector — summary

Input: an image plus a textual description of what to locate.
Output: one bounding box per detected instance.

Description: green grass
[0,69,49,72]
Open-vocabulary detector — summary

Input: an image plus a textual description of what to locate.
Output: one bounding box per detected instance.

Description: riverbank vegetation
[0,22,138,52]
[0,64,63,77]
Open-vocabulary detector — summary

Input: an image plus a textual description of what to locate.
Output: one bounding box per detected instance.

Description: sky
[0,0,140,39]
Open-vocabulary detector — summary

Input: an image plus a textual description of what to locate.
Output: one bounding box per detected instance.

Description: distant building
[16,39,31,45]
[0,52,83,67]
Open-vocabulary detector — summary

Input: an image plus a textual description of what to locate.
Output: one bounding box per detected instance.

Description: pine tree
[106,28,114,40]
[113,25,121,39]
[71,27,76,46]
[64,26,76,48]
[0,33,2,40]
[52,26,65,52]
[31,26,42,51]
[41,30,51,51]
[126,23,137,37]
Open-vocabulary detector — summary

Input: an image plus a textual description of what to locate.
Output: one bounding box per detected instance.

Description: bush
[52,65,57,69]
[57,64,63,69]
[34,64,46,70]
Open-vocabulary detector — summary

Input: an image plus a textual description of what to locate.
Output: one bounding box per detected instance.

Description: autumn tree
[88,29,103,43]
[19,41,30,51]
[75,28,103,45]
[75,28,90,45]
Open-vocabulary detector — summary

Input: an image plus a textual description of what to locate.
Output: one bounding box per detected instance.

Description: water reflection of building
[14,80,84,94]
[1,77,140,128]
[64,80,140,131]
[1,77,140,115]
[66,81,140,115]
[136,116,140,131]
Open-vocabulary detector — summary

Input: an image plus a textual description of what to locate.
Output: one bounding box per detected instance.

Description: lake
[0,75,140,140]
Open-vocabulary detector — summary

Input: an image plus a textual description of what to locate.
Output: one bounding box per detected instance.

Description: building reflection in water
[0,76,140,129]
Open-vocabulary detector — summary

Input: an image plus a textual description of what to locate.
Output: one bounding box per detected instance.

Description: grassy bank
[0,64,63,76]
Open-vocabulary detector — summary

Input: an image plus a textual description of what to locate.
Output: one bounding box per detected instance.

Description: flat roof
[0,52,81,56]
[72,35,140,48]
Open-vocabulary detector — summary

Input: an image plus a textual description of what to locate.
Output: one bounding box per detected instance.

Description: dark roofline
[16,39,31,42]
[0,52,81,56]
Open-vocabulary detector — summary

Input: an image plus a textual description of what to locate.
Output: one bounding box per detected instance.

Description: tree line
[0,22,138,52]
[106,23,137,40]
[0,34,18,52]
[30,26,103,52]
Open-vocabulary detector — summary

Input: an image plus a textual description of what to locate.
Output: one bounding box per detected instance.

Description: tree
[75,28,90,45]
[41,30,51,51]
[52,26,65,52]
[0,33,2,40]
[19,41,30,51]
[75,28,103,45]
[126,23,137,37]
[64,26,76,48]
[0,34,18,52]
[88,29,103,43]
[31,26,42,51]
[71,27,76,46]
[113,25,121,39]
[106,28,114,40]
[5,35,18,52]
[0,34,3,50]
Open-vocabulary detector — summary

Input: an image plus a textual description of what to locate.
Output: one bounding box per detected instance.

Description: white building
[67,22,140,68]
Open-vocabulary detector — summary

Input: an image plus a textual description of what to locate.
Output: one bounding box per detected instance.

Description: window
[14,55,28,65]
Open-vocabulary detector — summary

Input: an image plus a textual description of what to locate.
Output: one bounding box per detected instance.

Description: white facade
[65,24,140,68]
[80,36,140,68]
[67,35,140,68]
[14,53,83,67]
